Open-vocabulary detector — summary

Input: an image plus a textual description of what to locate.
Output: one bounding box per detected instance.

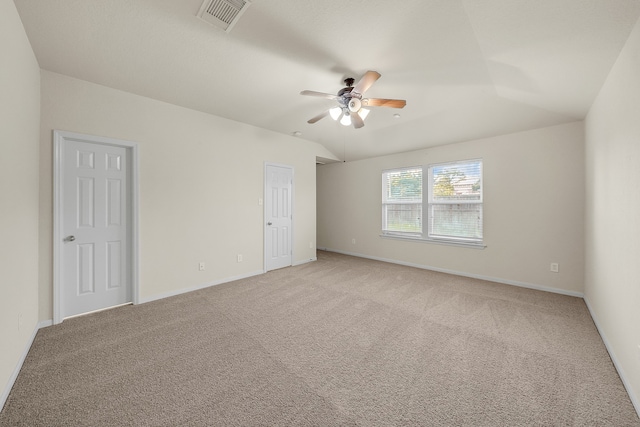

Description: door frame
[263,162,294,272]
[53,130,140,324]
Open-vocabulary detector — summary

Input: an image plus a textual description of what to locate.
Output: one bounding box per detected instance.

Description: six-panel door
[62,140,130,318]
[265,164,292,271]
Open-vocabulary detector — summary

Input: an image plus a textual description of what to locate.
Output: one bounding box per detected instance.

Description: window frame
[381,159,485,248]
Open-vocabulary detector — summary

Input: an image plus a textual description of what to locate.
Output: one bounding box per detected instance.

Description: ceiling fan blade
[362,98,406,108]
[307,110,330,124]
[300,90,339,100]
[352,112,365,129]
[352,71,381,95]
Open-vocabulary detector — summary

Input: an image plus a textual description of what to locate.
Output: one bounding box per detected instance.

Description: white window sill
[379,233,486,249]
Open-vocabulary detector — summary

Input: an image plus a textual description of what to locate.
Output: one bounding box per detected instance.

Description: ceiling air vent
[197,0,251,33]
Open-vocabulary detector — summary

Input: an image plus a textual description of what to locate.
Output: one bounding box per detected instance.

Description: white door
[265,164,293,271]
[60,138,131,319]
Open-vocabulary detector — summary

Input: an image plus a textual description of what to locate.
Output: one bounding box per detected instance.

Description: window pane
[431,161,481,203]
[384,204,422,233]
[382,167,422,234]
[429,203,482,240]
[383,168,422,202]
[428,159,483,242]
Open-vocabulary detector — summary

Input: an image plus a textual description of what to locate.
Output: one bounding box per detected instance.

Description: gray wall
[317,121,585,295]
[38,70,335,319]
[585,15,640,414]
[0,0,41,407]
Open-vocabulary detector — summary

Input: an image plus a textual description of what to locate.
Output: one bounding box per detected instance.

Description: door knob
[65,235,76,242]
[267,222,272,226]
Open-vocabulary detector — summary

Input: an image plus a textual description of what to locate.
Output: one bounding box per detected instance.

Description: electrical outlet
[237,254,243,262]
[18,314,23,331]
[309,241,313,249]
[550,263,559,273]
[637,344,640,362]
[352,238,356,245]
[199,262,205,271]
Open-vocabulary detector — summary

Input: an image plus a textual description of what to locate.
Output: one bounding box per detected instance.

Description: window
[428,160,482,242]
[382,159,483,246]
[382,167,422,235]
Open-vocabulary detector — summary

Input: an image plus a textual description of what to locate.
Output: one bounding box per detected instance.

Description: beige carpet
[1,251,638,426]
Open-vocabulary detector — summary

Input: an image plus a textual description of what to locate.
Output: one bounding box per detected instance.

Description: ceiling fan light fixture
[348,98,362,113]
[329,106,342,121]
[359,108,370,120]
[340,112,351,126]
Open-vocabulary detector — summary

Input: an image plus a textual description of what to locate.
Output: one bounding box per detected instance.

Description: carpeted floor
[1,251,638,426]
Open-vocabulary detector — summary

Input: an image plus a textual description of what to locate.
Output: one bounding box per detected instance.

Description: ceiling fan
[300,71,406,129]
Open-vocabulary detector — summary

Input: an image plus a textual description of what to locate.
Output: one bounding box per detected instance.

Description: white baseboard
[317,248,584,298]
[38,320,53,329]
[141,259,318,304]
[1,320,51,412]
[293,257,317,266]
[583,296,640,418]
[139,270,265,304]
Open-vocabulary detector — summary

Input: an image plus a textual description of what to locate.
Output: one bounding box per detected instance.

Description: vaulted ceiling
[14,0,640,161]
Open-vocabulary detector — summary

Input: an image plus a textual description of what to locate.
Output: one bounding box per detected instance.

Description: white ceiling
[14,0,640,161]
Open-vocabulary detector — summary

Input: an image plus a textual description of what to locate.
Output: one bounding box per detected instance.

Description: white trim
[583,296,640,418]
[63,302,133,321]
[293,257,317,266]
[38,320,53,329]
[0,320,47,411]
[53,130,140,324]
[263,162,294,272]
[317,248,584,298]
[139,270,264,304]
[53,136,62,324]
[380,233,487,249]
[130,144,140,305]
